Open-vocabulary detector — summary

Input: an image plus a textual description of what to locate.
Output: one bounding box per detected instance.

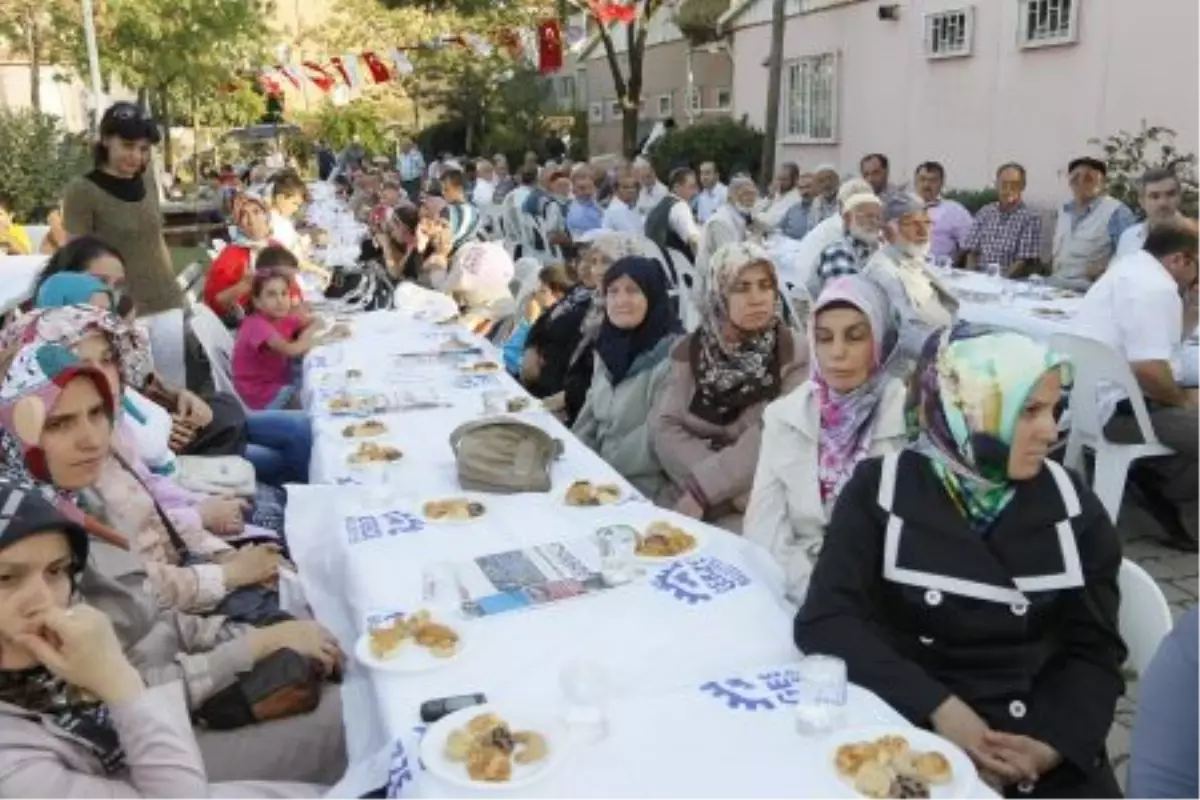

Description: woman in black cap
[60,102,183,320]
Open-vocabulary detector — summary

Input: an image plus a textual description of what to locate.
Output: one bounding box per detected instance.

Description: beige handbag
[449,418,563,494]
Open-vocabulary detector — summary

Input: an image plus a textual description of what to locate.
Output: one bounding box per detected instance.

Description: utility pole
[81,0,104,132]
[760,0,787,185]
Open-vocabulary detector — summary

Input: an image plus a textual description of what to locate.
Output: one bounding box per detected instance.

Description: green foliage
[0,109,90,218]
[296,100,390,154]
[649,118,765,182]
[674,0,727,45]
[1089,124,1199,217]
[943,187,999,215]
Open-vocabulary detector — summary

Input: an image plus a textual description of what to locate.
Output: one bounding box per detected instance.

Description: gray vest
[1052,196,1123,282]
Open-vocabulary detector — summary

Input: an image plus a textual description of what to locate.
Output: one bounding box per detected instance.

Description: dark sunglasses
[107,103,151,122]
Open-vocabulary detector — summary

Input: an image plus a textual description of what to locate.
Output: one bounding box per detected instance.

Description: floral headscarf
[0,341,116,503]
[689,242,785,426]
[911,322,1071,533]
[229,191,273,248]
[0,305,153,391]
[810,275,900,505]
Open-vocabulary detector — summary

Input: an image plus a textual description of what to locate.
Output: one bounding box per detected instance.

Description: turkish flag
[329,55,353,87]
[302,61,336,93]
[537,19,563,75]
[590,1,637,24]
[362,51,391,83]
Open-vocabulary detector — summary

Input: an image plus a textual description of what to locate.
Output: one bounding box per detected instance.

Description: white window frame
[588,102,604,124]
[637,97,648,118]
[783,51,839,144]
[687,87,702,113]
[714,87,732,110]
[657,93,673,118]
[923,7,975,59]
[1017,0,1079,50]
[608,99,622,120]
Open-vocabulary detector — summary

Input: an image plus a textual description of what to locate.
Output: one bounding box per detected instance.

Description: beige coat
[745,379,908,604]
[651,327,809,531]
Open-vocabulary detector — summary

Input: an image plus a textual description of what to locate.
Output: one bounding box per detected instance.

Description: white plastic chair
[1117,558,1174,675]
[661,248,703,332]
[1049,333,1174,522]
[188,304,244,408]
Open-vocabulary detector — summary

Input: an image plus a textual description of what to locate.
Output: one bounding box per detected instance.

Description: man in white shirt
[753,162,802,232]
[634,157,668,216]
[1116,167,1186,259]
[471,159,497,207]
[1074,218,1199,548]
[696,175,758,295]
[693,161,728,224]
[602,166,645,235]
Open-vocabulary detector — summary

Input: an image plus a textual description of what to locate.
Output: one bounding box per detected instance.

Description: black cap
[99,101,161,145]
[0,477,89,572]
[1067,156,1106,177]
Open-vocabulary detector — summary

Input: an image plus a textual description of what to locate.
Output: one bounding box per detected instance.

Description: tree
[0,108,91,217]
[0,0,77,112]
[54,0,270,167]
[760,0,787,184]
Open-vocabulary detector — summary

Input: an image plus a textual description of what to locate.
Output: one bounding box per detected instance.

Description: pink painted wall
[730,0,1199,205]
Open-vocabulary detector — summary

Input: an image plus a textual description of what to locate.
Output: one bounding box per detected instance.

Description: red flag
[275,64,301,90]
[329,55,352,87]
[259,74,284,96]
[302,61,336,93]
[537,19,563,75]
[361,51,391,83]
[589,1,637,24]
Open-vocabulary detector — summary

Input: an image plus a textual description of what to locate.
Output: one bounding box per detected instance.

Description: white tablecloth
[286,307,994,798]
[945,270,1200,383]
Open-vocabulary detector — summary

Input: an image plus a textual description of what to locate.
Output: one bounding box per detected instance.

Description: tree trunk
[25,9,41,112]
[159,88,173,171]
[622,105,640,157]
[760,0,788,186]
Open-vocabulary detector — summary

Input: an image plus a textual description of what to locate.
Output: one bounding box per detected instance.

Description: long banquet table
[284,294,995,798]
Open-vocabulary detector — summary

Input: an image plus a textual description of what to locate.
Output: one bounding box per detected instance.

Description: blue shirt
[566,198,604,238]
[780,199,813,241]
[502,319,533,375]
[522,188,546,217]
[1062,197,1137,251]
[1130,608,1198,799]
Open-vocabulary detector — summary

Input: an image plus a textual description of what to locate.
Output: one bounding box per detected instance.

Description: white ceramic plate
[825,725,978,799]
[353,616,467,674]
[633,522,708,563]
[420,703,568,792]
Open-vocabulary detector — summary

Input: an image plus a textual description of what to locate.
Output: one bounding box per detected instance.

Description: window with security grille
[1019,0,1079,49]
[925,8,974,58]
[785,53,837,142]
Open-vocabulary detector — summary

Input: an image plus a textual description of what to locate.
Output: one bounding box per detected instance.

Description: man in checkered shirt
[964,162,1044,278]
[807,192,884,298]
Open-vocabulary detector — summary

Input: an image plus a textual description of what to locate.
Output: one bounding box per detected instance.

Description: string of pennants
[237,17,595,97]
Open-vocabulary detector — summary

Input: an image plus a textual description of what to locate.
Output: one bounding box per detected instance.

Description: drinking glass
[595,525,639,585]
[794,654,848,735]
[985,262,1003,288]
[482,389,507,415]
[560,660,611,743]
[422,563,463,619]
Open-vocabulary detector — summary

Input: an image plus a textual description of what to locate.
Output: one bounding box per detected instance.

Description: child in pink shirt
[232,268,320,409]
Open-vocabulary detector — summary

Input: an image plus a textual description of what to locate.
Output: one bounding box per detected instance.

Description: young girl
[232,269,324,410]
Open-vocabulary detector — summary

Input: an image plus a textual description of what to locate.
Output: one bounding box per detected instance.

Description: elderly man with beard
[862,193,959,363]
[695,175,759,295]
[807,191,883,297]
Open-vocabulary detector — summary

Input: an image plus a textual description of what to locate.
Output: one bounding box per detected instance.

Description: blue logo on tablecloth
[345,510,426,544]
[699,668,802,712]
[651,556,751,605]
[386,738,413,797]
[453,374,500,389]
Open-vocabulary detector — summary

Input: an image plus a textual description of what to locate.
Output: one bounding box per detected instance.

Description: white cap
[842,193,883,213]
[837,178,874,206]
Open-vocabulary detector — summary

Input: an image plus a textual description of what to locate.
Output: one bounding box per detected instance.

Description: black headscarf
[593,256,678,385]
[0,478,125,774]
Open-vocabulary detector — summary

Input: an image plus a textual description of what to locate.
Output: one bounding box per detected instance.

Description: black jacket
[796,451,1126,798]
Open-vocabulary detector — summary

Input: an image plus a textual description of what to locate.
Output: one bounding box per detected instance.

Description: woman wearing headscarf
[0,478,342,797]
[524,232,661,424]
[745,275,908,603]
[795,323,1125,798]
[0,341,346,790]
[1,308,289,621]
[573,256,680,498]
[651,243,808,532]
[444,241,517,338]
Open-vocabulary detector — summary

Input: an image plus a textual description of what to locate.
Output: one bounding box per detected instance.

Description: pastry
[836,742,877,777]
[347,441,403,464]
[565,480,622,507]
[876,735,910,764]
[442,713,548,784]
[888,775,931,799]
[465,713,504,735]
[342,419,387,438]
[444,729,474,762]
[423,498,486,522]
[913,752,952,785]
[853,762,894,799]
[466,744,512,783]
[461,361,500,373]
[413,621,460,657]
[367,618,407,660]
[636,521,697,557]
[329,396,353,412]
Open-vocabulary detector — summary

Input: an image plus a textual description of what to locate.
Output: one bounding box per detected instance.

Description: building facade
[581,3,736,156]
[723,0,1199,205]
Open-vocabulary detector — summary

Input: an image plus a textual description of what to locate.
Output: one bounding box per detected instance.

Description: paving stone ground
[1106,501,1197,790]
